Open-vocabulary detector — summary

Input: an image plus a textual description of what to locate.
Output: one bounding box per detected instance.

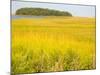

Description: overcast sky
[12,0,95,17]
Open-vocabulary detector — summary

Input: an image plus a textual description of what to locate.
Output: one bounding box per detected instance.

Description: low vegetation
[12,16,96,75]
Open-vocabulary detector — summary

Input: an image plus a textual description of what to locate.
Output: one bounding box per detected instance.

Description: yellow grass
[12,16,96,74]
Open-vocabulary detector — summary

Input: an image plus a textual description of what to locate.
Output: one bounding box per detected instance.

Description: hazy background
[12,0,95,17]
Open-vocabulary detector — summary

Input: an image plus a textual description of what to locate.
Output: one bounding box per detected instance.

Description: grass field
[12,16,96,74]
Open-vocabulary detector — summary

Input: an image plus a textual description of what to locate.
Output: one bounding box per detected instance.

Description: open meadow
[12,16,96,74]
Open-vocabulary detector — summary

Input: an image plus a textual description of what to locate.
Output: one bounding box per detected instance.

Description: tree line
[15,8,72,16]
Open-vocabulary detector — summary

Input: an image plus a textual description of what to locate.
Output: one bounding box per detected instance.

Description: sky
[12,0,96,17]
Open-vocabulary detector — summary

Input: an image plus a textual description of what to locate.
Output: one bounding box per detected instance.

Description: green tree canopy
[15,8,72,16]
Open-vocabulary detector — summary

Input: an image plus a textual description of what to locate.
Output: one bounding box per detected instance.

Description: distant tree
[15,8,72,16]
